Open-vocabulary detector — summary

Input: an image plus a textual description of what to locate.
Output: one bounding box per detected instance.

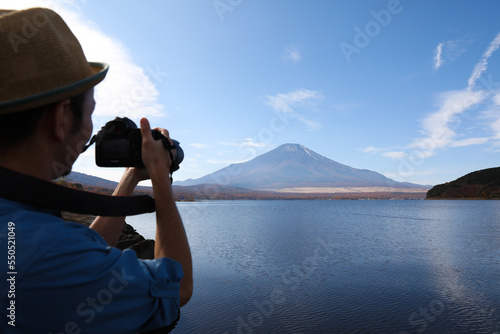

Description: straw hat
[0,7,108,114]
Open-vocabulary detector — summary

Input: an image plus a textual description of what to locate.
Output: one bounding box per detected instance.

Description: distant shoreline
[264,186,429,194]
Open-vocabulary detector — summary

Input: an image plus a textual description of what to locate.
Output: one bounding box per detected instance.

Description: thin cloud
[189,143,208,149]
[493,119,500,139]
[241,138,272,148]
[383,169,437,183]
[206,158,245,165]
[450,137,489,147]
[265,89,323,131]
[432,38,472,72]
[383,151,406,159]
[220,139,271,148]
[218,139,271,164]
[433,42,444,71]
[407,32,500,158]
[266,89,321,113]
[410,89,487,154]
[209,139,270,165]
[468,32,500,89]
[283,46,302,64]
[297,117,321,132]
[486,92,500,139]
[361,146,382,154]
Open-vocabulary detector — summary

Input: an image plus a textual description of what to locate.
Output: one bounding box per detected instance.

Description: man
[0,7,192,333]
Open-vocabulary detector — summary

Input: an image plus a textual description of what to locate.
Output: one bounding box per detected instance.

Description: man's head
[0,91,88,149]
[0,7,108,178]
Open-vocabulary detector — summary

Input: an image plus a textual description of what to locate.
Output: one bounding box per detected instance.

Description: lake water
[126,200,500,333]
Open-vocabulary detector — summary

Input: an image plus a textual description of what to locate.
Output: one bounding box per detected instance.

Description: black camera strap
[0,167,156,216]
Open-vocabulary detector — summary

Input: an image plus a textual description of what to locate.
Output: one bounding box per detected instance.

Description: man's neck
[0,144,55,181]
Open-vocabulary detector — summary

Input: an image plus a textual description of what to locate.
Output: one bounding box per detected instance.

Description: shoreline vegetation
[55,177,428,201]
[57,165,500,204]
[426,167,500,200]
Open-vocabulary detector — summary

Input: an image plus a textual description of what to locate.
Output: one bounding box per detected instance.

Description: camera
[93,117,183,173]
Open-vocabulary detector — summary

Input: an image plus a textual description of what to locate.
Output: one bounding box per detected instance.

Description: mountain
[66,171,119,189]
[175,143,428,192]
[426,167,500,199]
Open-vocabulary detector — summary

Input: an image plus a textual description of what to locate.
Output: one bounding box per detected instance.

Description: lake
[126,200,500,333]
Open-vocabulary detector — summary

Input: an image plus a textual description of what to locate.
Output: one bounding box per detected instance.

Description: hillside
[67,171,119,189]
[176,143,429,192]
[66,171,152,194]
[426,167,500,199]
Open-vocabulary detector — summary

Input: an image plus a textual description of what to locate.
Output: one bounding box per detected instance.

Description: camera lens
[170,139,183,172]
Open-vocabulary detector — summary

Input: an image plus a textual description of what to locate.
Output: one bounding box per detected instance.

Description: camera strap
[0,167,156,216]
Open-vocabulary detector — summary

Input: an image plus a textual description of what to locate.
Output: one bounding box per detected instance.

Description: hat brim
[0,62,109,115]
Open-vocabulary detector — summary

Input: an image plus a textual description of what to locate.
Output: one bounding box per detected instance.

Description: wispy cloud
[266,89,320,113]
[383,169,438,183]
[486,92,500,139]
[410,33,500,157]
[369,33,500,165]
[432,38,472,72]
[189,143,208,149]
[361,146,382,154]
[206,158,244,165]
[433,42,444,71]
[450,137,489,147]
[206,138,272,164]
[265,89,322,131]
[220,139,271,148]
[468,32,500,89]
[383,151,406,159]
[283,46,302,64]
[492,119,500,140]
[409,89,487,155]
[241,138,272,148]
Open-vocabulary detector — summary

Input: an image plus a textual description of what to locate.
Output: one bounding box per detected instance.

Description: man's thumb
[140,118,152,139]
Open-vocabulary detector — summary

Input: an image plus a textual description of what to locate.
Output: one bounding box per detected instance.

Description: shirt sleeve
[12,215,184,334]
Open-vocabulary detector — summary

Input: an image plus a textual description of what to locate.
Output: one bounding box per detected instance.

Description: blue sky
[7,0,500,186]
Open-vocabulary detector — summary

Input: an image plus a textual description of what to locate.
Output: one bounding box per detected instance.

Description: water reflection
[126,200,500,333]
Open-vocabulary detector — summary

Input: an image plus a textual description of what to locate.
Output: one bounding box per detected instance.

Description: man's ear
[48,99,72,142]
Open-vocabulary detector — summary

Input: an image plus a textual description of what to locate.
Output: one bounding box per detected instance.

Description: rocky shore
[61,212,155,259]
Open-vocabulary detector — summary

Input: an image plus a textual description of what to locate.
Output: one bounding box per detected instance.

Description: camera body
[94,117,183,173]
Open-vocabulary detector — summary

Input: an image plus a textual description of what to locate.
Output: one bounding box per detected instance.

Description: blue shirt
[0,198,183,334]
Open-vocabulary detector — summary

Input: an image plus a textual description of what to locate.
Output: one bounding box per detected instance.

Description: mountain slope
[176,143,427,190]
